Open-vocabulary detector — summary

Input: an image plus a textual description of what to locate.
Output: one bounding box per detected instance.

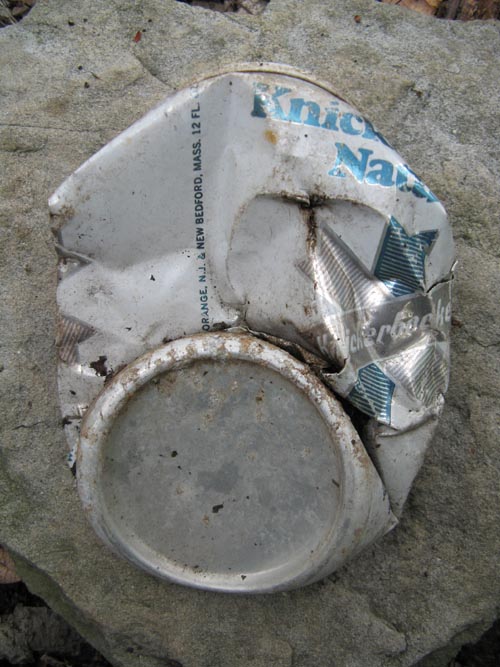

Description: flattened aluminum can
[50,65,454,592]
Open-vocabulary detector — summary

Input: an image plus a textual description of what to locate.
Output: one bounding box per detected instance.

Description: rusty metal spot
[50,204,75,235]
[264,129,278,145]
[89,356,109,377]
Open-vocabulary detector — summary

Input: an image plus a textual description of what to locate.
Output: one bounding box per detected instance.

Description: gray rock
[1,1,499,666]
[0,605,83,664]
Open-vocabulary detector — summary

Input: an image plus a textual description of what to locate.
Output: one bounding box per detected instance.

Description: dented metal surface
[51,66,454,591]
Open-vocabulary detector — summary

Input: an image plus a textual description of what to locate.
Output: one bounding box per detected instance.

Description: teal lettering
[321,103,340,131]
[252,86,439,205]
[395,164,438,202]
[251,84,290,121]
[329,143,373,181]
[395,164,412,193]
[362,119,391,147]
[339,113,364,136]
[366,159,394,187]
[287,98,321,126]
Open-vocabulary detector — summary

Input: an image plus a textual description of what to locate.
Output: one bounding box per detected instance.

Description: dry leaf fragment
[380,0,500,19]
[0,545,21,584]
[381,0,437,15]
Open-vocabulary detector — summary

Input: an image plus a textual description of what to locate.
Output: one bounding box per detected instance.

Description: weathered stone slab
[1,1,499,665]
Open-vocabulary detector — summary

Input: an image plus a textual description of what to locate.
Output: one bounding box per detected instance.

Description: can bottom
[77,333,391,592]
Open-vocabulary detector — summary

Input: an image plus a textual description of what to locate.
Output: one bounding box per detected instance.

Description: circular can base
[78,333,392,592]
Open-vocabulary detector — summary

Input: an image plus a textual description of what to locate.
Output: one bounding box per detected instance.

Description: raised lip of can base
[77,332,389,594]
[182,62,353,107]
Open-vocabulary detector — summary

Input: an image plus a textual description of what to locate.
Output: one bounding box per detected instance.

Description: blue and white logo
[374,217,438,298]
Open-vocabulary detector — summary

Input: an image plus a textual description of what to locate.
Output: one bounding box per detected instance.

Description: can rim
[184,62,353,107]
[77,332,388,593]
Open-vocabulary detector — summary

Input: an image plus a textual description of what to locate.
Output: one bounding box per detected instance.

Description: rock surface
[0,1,499,665]
[0,604,83,664]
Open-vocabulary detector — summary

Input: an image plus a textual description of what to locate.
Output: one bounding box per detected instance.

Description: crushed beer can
[50,65,454,593]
